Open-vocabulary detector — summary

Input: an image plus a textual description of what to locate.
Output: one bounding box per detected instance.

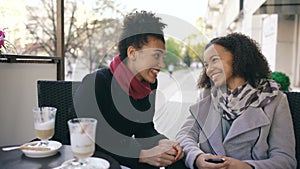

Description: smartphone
[204,158,225,163]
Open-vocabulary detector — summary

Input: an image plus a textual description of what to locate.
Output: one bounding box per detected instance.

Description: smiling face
[204,44,245,89]
[126,36,166,83]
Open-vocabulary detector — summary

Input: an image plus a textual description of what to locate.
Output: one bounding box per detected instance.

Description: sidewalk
[154,101,192,139]
[154,68,202,139]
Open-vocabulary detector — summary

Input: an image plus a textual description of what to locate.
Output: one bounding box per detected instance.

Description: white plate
[61,157,110,169]
[21,140,62,158]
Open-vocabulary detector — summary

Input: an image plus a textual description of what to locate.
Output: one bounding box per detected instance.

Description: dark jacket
[74,68,167,169]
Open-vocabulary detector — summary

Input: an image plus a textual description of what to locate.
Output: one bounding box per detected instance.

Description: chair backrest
[285,91,300,169]
[37,80,81,145]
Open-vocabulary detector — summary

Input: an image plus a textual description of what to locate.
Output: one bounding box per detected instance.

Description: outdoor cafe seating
[0,80,121,169]
[37,80,81,145]
[0,79,299,169]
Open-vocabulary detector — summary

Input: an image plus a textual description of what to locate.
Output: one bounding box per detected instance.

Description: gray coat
[176,90,296,169]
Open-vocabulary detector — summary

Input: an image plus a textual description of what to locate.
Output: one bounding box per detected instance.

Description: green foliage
[271,71,291,91]
[184,17,208,63]
[187,42,205,62]
[165,38,181,66]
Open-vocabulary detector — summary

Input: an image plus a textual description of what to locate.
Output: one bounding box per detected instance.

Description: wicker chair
[285,91,300,169]
[37,80,81,145]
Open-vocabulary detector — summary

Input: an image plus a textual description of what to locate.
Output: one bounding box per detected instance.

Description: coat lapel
[224,106,270,142]
[190,92,270,156]
[190,96,226,155]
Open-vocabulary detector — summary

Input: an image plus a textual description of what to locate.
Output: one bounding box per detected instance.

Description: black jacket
[74,68,167,169]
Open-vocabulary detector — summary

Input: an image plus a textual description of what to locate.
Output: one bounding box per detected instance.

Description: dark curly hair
[118,11,167,61]
[198,32,271,89]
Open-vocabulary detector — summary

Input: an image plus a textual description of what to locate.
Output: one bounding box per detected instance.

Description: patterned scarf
[109,55,152,100]
[211,80,279,121]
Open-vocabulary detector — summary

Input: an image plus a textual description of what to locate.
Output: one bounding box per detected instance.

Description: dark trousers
[131,158,188,169]
[166,159,189,169]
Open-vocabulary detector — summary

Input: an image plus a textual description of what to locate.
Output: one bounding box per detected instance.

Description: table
[0,144,121,169]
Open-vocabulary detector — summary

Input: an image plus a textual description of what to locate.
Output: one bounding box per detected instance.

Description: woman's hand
[222,157,253,169]
[139,144,177,167]
[138,139,184,167]
[195,154,253,169]
[158,139,184,161]
[195,153,228,169]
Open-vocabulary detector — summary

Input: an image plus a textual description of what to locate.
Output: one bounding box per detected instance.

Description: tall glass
[67,118,97,168]
[32,107,57,146]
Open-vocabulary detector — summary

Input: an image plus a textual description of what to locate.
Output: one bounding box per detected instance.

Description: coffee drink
[35,128,54,140]
[71,132,95,158]
[34,119,55,140]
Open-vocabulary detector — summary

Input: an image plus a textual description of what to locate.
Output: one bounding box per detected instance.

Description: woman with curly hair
[176,33,296,169]
[74,11,187,169]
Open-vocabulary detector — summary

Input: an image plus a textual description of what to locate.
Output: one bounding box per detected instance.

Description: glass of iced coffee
[67,118,97,168]
[32,107,57,146]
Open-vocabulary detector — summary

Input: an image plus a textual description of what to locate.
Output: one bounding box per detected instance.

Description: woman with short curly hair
[176,33,296,169]
[75,11,187,169]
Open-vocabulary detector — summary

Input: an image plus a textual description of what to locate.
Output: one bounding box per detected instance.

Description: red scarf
[109,55,152,99]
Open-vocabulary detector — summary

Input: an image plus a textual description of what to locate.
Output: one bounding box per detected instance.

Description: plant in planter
[271,71,291,91]
[0,28,17,57]
[0,29,6,56]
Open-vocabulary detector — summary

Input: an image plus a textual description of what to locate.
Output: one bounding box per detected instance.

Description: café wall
[0,63,56,146]
[276,15,300,88]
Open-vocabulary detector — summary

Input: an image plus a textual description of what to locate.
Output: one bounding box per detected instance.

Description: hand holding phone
[204,158,225,163]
